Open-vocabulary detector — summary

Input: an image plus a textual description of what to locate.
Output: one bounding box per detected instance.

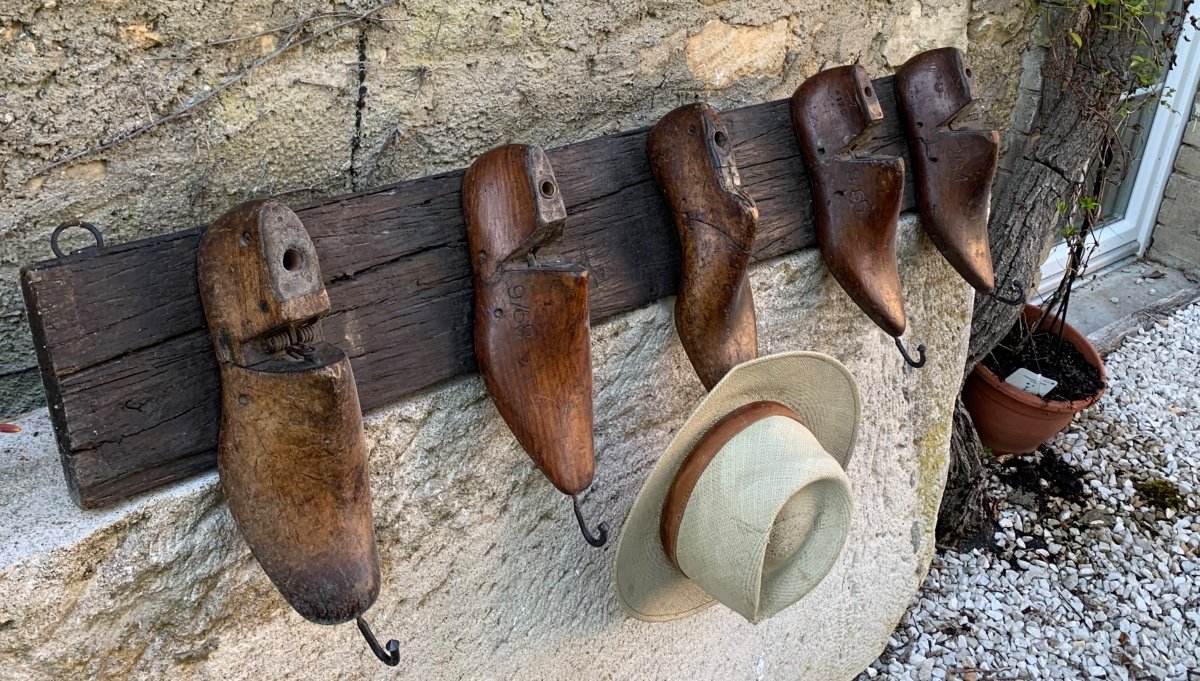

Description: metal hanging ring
[895,336,927,369]
[356,615,400,667]
[50,221,104,259]
[990,279,1026,306]
[572,493,610,548]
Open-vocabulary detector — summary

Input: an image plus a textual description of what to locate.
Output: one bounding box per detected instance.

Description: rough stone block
[968,1,1028,44]
[882,2,970,66]
[1157,196,1200,230]
[1182,120,1200,150]
[1173,143,1200,180]
[1150,218,1200,267]
[0,217,972,680]
[684,19,790,89]
[1163,171,1200,201]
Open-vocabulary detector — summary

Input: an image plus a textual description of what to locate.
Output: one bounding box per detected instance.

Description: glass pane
[1099,90,1160,221]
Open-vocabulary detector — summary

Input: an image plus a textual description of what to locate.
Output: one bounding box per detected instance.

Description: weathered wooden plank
[20,77,917,508]
[23,229,208,377]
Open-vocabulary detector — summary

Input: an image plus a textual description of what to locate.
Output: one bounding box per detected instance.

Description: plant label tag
[1005,367,1058,397]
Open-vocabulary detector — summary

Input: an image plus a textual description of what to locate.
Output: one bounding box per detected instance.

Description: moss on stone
[1134,478,1186,512]
[911,420,953,581]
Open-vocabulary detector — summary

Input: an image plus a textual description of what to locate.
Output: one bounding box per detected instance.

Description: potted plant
[959,0,1191,455]
[962,304,1106,456]
[962,135,1124,455]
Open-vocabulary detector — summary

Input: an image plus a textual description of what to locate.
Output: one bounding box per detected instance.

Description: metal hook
[894,336,927,369]
[990,279,1026,306]
[571,493,610,548]
[50,220,104,259]
[356,615,400,667]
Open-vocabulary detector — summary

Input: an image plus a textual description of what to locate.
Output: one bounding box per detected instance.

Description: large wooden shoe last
[463,144,607,546]
[649,103,759,390]
[895,47,1002,295]
[198,200,398,665]
[790,65,908,339]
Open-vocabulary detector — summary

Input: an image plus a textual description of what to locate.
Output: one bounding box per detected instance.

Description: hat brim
[614,351,861,622]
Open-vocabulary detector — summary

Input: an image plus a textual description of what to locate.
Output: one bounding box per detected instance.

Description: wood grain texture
[649,103,759,390]
[463,145,595,497]
[199,200,381,626]
[791,65,908,339]
[895,47,1001,295]
[20,76,918,508]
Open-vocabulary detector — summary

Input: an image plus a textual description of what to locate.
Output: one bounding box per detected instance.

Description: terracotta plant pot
[963,304,1106,456]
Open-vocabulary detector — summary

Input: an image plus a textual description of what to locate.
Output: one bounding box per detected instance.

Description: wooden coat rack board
[21,75,918,509]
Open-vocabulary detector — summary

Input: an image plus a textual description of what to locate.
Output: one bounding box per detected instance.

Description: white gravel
[863,302,1200,680]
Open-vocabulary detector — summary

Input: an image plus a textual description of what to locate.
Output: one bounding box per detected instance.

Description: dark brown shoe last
[895,47,1001,294]
[790,64,907,338]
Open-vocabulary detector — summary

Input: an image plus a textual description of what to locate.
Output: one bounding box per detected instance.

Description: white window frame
[1038,5,1200,296]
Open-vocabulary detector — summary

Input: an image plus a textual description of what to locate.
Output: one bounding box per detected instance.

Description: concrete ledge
[0,217,971,680]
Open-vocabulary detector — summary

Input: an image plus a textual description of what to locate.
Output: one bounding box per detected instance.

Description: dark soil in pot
[983,323,1105,402]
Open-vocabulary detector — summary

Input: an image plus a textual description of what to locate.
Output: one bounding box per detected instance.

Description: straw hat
[614,351,860,623]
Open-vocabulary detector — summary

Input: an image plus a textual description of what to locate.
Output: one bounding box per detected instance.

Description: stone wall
[0,1,1033,679]
[0,0,1031,416]
[1151,102,1200,269]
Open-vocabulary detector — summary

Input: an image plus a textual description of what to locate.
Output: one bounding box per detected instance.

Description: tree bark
[937,3,1152,545]
[936,398,995,548]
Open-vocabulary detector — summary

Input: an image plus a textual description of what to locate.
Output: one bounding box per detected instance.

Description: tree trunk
[936,398,995,548]
[936,3,1151,545]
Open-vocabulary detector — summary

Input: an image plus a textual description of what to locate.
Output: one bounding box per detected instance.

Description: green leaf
[1069,30,1083,47]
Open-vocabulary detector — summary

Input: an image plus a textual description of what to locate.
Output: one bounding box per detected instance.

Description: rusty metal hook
[50,220,104,259]
[895,337,927,369]
[991,279,1026,306]
[572,493,609,548]
[356,615,400,667]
